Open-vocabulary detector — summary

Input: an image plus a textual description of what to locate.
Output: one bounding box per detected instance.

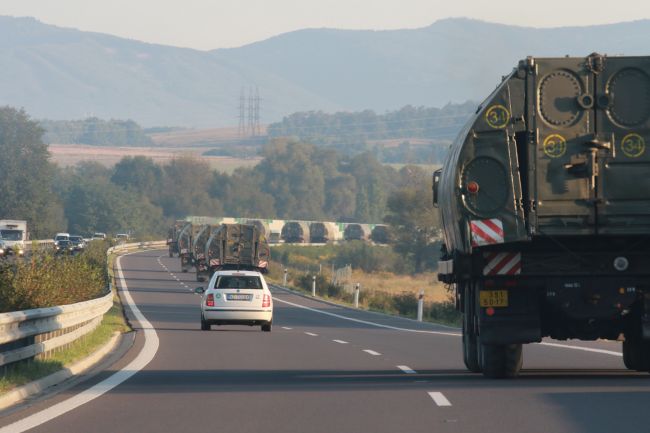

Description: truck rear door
[533,57,596,235]
[594,56,650,234]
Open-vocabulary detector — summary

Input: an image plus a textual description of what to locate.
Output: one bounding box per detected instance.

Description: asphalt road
[1,250,650,433]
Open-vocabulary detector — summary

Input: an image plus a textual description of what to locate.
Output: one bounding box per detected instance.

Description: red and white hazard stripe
[258,260,268,268]
[471,219,504,247]
[209,259,221,266]
[483,252,521,276]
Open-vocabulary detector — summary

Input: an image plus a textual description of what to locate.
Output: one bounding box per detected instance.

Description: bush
[333,241,410,273]
[0,244,109,313]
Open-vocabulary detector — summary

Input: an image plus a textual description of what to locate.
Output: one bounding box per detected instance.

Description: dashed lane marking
[304,332,319,336]
[332,339,349,344]
[363,349,381,356]
[281,327,293,330]
[428,392,452,407]
[397,365,417,374]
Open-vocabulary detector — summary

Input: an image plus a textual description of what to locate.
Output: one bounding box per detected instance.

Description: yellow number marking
[621,133,646,158]
[543,134,567,158]
[485,105,510,129]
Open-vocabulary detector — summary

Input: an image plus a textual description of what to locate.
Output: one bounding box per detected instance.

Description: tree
[111,156,162,199]
[384,166,441,273]
[0,107,65,237]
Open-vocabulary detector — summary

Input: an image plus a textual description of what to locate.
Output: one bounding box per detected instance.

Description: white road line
[281,326,293,330]
[538,341,622,357]
[273,296,460,336]
[397,365,417,374]
[428,392,452,407]
[332,339,349,344]
[0,253,160,433]
[304,332,318,336]
[363,349,381,356]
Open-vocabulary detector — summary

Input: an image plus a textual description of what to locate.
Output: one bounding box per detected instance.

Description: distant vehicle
[309,222,336,243]
[0,220,27,257]
[54,239,75,255]
[167,220,186,257]
[92,232,107,240]
[281,221,310,243]
[370,224,393,244]
[54,233,70,242]
[195,270,273,332]
[69,235,86,250]
[344,223,370,241]
[115,233,130,243]
[205,224,270,277]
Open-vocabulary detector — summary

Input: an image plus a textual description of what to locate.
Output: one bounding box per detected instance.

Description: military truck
[204,223,270,276]
[309,222,336,243]
[370,224,393,244]
[344,223,370,241]
[281,222,310,243]
[434,53,650,378]
[177,223,202,273]
[167,220,186,257]
[193,224,221,282]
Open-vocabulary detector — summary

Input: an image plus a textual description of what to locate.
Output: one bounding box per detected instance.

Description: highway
[1,249,649,433]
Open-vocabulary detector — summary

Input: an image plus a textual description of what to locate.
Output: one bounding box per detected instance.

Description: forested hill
[4,16,650,126]
[268,102,476,143]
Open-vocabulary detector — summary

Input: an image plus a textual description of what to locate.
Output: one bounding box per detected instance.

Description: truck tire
[623,337,650,371]
[462,283,481,372]
[479,342,523,378]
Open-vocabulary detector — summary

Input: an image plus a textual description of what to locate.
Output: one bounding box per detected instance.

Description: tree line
[0,106,441,272]
[39,117,153,146]
[266,102,475,163]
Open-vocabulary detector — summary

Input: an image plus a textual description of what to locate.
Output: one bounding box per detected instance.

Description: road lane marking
[274,289,625,358]
[333,339,349,344]
[281,327,293,330]
[397,365,417,374]
[428,392,452,407]
[363,349,381,356]
[273,296,460,336]
[538,342,622,357]
[0,252,160,433]
[305,332,318,336]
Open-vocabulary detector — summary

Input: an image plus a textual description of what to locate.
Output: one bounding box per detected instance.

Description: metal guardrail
[0,239,166,369]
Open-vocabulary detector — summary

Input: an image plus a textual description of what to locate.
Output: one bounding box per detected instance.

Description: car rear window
[215,276,263,290]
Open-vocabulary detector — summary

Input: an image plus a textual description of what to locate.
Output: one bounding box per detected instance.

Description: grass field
[48,143,261,173]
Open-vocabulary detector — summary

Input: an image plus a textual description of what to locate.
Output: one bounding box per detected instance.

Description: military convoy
[166,220,186,257]
[434,54,650,377]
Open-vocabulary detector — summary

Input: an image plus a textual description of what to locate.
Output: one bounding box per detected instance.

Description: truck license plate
[479,290,508,307]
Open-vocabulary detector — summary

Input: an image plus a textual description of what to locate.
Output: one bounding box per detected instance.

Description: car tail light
[262,294,271,308]
[206,293,215,307]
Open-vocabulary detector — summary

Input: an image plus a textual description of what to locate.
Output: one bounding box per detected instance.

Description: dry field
[48,144,261,173]
[350,270,451,303]
[149,126,268,147]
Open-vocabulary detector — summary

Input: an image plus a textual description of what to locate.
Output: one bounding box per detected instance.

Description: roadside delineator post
[283,268,288,287]
[312,275,316,297]
[417,289,424,322]
[354,283,360,309]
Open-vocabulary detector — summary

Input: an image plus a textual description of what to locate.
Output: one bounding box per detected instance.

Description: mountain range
[2,16,650,127]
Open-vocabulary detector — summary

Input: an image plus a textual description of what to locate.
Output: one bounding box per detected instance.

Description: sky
[1,0,650,50]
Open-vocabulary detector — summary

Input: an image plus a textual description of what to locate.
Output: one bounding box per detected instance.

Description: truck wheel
[462,282,481,372]
[623,337,650,371]
[480,342,523,378]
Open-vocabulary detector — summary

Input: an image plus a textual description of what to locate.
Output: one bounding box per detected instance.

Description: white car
[195,270,273,332]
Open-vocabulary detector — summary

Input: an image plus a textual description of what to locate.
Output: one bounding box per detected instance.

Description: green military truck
[167,220,186,257]
[434,53,650,377]
[205,224,270,276]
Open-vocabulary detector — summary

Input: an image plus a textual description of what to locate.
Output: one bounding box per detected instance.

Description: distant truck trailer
[0,220,27,257]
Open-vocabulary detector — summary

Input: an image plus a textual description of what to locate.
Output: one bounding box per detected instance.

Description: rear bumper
[203,309,272,323]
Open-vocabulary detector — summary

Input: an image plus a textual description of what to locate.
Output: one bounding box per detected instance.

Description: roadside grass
[267,260,460,327]
[0,248,132,395]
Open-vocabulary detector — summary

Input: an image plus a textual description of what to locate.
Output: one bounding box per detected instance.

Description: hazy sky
[2,0,650,50]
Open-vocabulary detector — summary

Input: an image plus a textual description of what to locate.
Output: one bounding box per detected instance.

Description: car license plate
[226,294,252,301]
[479,290,508,307]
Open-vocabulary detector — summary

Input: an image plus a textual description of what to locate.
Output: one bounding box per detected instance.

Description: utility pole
[247,86,255,137]
[238,87,246,137]
[253,86,261,136]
